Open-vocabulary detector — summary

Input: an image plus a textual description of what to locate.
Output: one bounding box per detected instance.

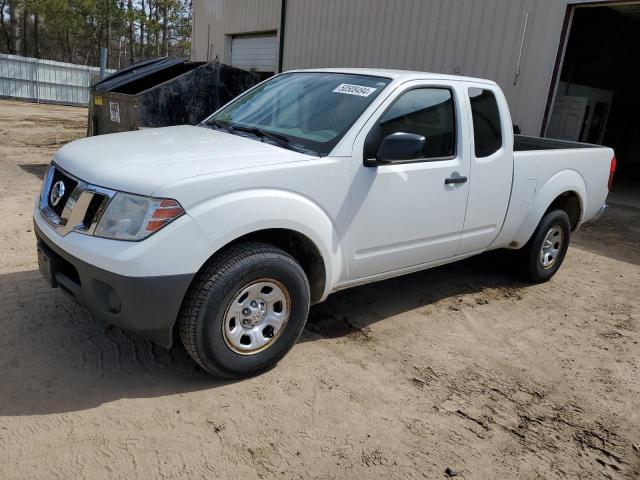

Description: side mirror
[365,132,426,167]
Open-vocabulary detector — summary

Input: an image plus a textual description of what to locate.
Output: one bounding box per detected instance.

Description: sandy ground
[0,99,639,479]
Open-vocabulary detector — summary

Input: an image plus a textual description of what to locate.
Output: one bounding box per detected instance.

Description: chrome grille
[39,164,116,236]
[48,168,77,216]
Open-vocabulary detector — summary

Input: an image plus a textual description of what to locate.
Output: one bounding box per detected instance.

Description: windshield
[205,72,391,156]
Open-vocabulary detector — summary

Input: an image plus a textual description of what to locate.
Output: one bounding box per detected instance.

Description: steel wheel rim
[222,278,291,355]
[540,226,564,269]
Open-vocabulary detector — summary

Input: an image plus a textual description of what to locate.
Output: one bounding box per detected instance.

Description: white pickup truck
[34,69,614,377]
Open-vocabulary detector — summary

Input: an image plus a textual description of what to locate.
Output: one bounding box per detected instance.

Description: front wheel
[521,209,571,283]
[178,242,310,378]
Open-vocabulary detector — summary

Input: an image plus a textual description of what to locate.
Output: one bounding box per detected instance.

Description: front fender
[187,189,341,300]
[512,169,586,247]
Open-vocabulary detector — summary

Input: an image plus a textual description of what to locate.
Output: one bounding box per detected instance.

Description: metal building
[192,0,640,193]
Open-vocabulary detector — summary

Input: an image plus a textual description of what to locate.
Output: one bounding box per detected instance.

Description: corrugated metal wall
[0,53,114,105]
[192,0,281,62]
[192,0,570,134]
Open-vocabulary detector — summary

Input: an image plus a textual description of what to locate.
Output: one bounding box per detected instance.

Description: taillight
[608,155,617,192]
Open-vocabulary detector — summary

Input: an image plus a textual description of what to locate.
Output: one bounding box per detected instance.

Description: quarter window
[376,88,456,159]
[469,88,502,157]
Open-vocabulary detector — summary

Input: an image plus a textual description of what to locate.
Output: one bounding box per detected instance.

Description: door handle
[445,176,468,185]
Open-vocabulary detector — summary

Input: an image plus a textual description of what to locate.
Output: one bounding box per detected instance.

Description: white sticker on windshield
[332,83,377,97]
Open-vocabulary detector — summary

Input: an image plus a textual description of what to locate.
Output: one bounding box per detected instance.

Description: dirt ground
[0,99,638,479]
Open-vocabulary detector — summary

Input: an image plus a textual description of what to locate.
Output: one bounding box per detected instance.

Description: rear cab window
[469,88,502,157]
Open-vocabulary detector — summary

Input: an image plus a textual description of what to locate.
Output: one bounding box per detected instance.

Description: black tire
[178,242,310,378]
[521,209,571,283]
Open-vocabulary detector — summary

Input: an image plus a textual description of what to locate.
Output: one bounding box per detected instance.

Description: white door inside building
[547,95,588,141]
[230,34,277,78]
[555,82,614,144]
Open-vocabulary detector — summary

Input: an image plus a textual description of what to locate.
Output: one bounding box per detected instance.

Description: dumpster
[87,57,259,136]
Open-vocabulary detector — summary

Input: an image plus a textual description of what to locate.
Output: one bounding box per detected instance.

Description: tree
[6,0,18,54]
[32,9,39,57]
[160,0,167,55]
[138,0,144,58]
[19,1,26,55]
[0,0,192,66]
[127,0,134,63]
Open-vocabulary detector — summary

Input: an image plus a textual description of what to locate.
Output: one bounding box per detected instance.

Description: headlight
[95,193,184,241]
[39,163,55,205]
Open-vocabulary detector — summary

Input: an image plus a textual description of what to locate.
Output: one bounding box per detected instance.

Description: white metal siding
[192,0,281,62]
[192,0,571,135]
[231,35,277,72]
[0,53,114,105]
[282,0,569,136]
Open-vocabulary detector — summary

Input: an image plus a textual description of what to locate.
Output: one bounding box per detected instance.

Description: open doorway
[546,3,640,205]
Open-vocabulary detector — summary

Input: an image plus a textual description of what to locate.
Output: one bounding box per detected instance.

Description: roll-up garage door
[230,34,277,75]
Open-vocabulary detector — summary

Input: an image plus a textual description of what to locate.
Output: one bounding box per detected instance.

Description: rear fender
[512,169,586,247]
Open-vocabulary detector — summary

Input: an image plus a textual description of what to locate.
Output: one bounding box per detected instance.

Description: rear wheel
[521,209,571,283]
[178,242,310,378]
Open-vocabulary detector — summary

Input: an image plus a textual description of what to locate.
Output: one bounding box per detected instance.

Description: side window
[469,88,502,157]
[377,88,456,159]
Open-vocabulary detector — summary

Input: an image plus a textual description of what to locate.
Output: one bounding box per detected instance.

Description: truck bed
[495,137,613,250]
[514,135,598,152]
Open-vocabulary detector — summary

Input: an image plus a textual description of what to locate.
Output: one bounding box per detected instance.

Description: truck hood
[53,125,313,196]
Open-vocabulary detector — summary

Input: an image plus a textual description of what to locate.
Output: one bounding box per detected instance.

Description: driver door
[346,81,471,280]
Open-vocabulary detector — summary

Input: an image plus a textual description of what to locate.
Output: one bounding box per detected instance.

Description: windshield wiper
[206,122,318,155]
[232,125,319,155]
[230,124,291,148]
[203,119,232,132]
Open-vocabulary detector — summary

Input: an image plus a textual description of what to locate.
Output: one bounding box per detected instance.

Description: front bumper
[35,222,194,347]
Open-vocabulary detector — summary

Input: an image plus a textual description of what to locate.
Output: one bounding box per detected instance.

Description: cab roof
[286,67,498,86]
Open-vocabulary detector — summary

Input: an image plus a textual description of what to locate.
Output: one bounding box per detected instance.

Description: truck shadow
[304,201,640,342]
[0,269,227,416]
[0,253,524,417]
[17,163,49,179]
[303,251,527,341]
